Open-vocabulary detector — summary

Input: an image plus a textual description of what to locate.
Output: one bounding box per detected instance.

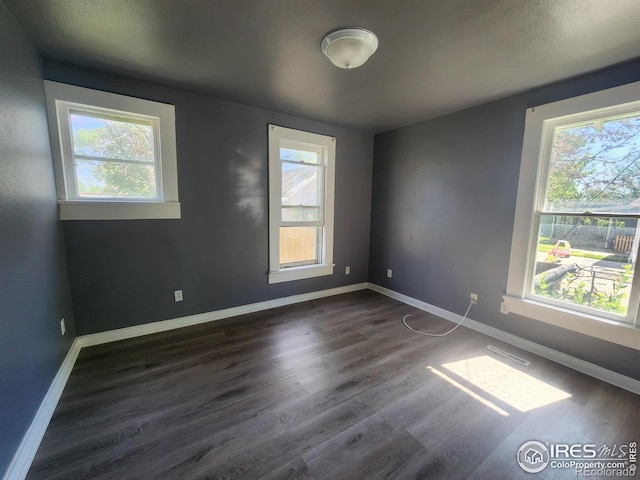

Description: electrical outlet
[345,266,350,274]
[470,293,478,304]
[500,300,509,315]
[60,318,66,336]
[387,269,392,278]
[174,290,183,302]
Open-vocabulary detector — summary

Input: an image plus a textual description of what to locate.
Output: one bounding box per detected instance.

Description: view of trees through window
[70,112,157,199]
[534,112,640,317]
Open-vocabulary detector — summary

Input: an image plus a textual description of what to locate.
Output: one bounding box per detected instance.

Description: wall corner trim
[3,282,369,479]
[3,339,81,480]
[6,280,636,480]
[368,283,640,396]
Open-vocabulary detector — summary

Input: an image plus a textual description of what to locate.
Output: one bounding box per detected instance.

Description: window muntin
[528,110,640,323]
[505,81,640,349]
[279,143,324,268]
[268,125,335,283]
[281,158,323,224]
[68,110,159,200]
[44,81,180,220]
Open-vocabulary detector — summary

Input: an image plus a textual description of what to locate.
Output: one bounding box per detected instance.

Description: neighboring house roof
[282,167,317,204]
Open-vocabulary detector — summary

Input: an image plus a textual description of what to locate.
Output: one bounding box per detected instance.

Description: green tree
[547,128,588,204]
[72,116,156,198]
[547,116,640,208]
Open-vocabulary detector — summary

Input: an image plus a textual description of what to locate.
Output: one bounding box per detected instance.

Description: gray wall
[370,58,640,381]
[42,60,374,336]
[0,5,76,474]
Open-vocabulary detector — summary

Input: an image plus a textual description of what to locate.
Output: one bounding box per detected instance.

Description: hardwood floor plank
[26,291,640,479]
[152,395,374,479]
[302,412,430,480]
[257,457,316,480]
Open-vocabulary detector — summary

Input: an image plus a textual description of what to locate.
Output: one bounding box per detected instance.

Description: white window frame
[504,80,640,351]
[268,125,335,284]
[44,81,180,220]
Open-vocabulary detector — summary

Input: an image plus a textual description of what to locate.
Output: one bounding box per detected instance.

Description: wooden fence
[614,235,634,253]
[280,227,316,265]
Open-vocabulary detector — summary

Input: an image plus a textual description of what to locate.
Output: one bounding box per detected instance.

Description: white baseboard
[77,282,369,348]
[3,339,81,480]
[6,280,637,480]
[3,282,368,480]
[368,283,640,396]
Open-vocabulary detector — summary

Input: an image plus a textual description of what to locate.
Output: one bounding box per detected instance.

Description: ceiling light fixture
[321,27,378,70]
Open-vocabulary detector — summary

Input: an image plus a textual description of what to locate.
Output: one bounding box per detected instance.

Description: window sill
[502,296,640,351]
[59,201,181,220]
[268,264,334,284]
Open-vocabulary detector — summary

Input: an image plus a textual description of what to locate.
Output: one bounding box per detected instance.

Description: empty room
[2,1,640,479]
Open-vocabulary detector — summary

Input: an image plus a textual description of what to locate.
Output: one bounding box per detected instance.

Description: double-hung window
[505,80,640,350]
[268,125,335,283]
[44,81,180,220]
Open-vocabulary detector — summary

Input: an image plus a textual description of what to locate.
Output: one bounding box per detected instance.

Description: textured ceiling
[4,0,640,133]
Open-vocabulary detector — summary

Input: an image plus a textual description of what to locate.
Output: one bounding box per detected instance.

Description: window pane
[282,206,321,222]
[282,163,321,206]
[532,215,636,317]
[280,147,319,164]
[74,159,157,199]
[544,113,640,214]
[280,227,318,266]
[70,111,154,162]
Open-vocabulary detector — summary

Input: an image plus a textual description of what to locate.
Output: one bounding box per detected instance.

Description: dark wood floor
[28,290,639,479]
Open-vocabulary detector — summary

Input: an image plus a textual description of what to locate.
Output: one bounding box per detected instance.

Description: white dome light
[321,27,378,70]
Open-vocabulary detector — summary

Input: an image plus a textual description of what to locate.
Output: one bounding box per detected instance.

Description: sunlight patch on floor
[441,355,571,412]
[427,366,510,416]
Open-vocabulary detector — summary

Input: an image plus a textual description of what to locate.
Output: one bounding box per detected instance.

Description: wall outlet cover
[500,301,509,315]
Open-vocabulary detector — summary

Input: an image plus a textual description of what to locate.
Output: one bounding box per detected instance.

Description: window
[268,125,335,283]
[44,81,180,220]
[505,80,640,350]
